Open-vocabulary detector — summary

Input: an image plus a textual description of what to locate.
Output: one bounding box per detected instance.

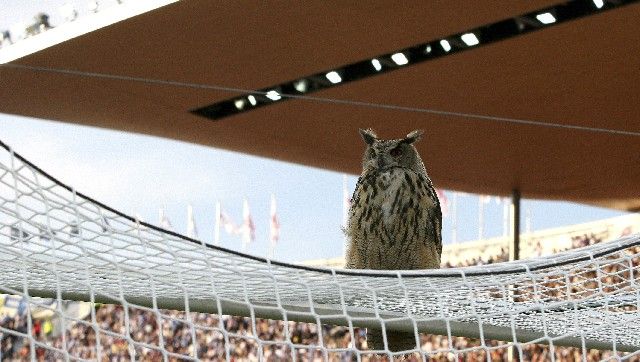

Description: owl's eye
[390,147,402,157]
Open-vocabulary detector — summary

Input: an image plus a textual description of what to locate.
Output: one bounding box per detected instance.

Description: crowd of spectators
[0,1,126,48]
[1,233,639,361]
[0,11,53,48]
[442,247,509,269]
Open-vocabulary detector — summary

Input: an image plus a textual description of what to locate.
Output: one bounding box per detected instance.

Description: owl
[345,128,442,352]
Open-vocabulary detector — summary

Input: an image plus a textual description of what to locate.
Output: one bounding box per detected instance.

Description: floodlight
[325,71,342,84]
[391,53,408,65]
[440,40,452,52]
[461,33,479,46]
[536,12,556,24]
[266,90,282,101]
[371,59,382,71]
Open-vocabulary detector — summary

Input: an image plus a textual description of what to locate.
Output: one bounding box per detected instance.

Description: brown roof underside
[1,1,639,211]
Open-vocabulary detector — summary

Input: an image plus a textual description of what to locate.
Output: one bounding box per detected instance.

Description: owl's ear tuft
[359,128,378,145]
[403,130,424,144]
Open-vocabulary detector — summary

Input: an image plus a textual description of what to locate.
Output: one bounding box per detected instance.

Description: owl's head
[359,128,426,174]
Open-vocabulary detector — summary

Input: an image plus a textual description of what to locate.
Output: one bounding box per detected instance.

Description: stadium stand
[1,214,639,360]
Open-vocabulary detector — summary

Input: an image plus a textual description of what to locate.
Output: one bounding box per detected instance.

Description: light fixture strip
[192,0,638,120]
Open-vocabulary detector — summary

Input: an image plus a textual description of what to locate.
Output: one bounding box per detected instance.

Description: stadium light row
[192,0,636,121]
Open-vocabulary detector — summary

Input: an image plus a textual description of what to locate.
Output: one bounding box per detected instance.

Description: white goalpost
[0,139,639,361]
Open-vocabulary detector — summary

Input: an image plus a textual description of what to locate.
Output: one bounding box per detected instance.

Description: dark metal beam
[510,189,521,261]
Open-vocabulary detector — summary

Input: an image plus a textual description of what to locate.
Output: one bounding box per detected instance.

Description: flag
[187,204,198,239]
[269,194,280,245]
[435,189,449,217]
[242,198,255,245]
[216,202,240,239]
[221,211,240,234]
[159,207,173,230]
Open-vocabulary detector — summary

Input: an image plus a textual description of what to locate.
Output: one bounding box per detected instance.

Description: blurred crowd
[1,233,639,361]
[442,247,509,268]
[0,1,125,48]
[0,13,50,47]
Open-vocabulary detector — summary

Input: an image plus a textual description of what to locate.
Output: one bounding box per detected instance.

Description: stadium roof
[1,0,639,211]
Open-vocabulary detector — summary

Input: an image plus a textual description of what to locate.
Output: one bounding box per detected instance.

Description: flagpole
[507,189,521,362]
[510,189,521,261]
[187,204,198,239]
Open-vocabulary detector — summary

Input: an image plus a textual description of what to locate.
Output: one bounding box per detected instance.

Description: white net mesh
[1,139,639,361]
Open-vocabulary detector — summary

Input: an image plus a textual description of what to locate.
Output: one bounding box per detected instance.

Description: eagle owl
[345,128,442,352]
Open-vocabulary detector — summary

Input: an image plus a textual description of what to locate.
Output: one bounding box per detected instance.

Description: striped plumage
[345,129,442,352]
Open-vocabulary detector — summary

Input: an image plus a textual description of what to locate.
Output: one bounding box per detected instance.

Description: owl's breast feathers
[346,167,442,270]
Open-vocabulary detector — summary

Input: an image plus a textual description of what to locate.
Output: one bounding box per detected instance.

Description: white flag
[187,204,198,239]
[216,202,240,237]
[242,198,255,245]
[159,207,173,230]
[269,194,280,245]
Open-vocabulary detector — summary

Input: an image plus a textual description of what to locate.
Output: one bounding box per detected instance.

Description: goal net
[0,138,639,361]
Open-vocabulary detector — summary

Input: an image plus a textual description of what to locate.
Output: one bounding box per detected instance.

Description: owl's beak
[377,157,386,170]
